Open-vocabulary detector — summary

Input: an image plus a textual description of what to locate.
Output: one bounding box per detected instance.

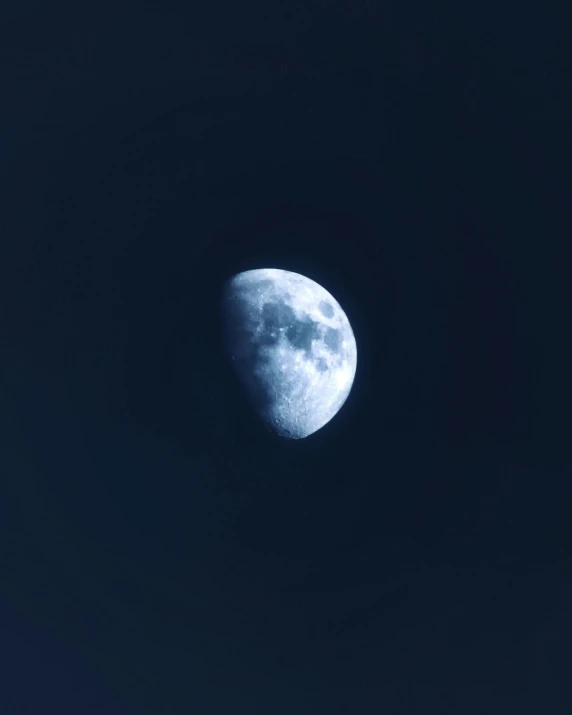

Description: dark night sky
[1,2,571,713]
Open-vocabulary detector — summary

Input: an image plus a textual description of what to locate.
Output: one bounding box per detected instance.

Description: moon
[221,268,357,439]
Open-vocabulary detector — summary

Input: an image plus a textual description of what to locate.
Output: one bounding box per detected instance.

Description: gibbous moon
[221,268,357,439]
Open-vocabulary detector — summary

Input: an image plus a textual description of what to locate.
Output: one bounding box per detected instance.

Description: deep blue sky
[2,2,571,713]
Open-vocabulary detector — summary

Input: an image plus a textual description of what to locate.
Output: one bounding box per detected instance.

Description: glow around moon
[221,268,357,439]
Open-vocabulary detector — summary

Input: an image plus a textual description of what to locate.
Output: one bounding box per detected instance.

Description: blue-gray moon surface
[221,268,357,439]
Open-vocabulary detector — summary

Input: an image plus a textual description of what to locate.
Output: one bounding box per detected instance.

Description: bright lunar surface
[221,268,357,439]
